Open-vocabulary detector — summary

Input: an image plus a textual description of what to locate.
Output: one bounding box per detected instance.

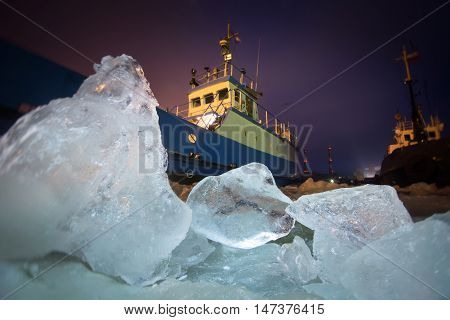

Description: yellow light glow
[95,83,106,93]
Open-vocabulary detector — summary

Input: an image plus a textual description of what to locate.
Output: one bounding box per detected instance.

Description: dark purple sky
[1,0,449,175]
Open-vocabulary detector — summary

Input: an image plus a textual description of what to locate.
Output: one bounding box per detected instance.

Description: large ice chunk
[278,236,318,284]
[287,185,412,243]
[187,163,294,249]
[286,185,412,282]
[340,212,450,299]
[0,255,258,299]
[0,55,192,285]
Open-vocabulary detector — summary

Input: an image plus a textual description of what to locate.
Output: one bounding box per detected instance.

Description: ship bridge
[188,63,259,122]
[168,62,294,142]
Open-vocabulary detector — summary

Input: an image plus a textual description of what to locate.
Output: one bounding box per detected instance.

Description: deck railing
[193,63,256,89]
[167,102,190,119]
[397,120,414,131]
[255,103,296,142]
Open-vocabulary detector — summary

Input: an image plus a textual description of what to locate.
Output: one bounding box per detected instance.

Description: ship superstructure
[387,114,444,154]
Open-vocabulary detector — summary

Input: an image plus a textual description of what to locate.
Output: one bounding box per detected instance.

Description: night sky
[1,0,449,175]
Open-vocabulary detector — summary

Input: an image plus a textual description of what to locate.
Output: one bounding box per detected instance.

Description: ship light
[330,179,335,183]
[196,112,218,129]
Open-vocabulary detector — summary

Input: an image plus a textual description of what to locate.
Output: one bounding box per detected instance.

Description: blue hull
[156,108,302,186]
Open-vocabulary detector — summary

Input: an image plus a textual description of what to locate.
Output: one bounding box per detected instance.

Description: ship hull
[156,108,302,186]
[380,138,450,187]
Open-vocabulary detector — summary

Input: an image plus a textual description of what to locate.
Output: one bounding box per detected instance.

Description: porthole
[188,133,197,144]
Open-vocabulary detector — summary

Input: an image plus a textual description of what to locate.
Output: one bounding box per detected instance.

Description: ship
[380,46,450,187]
[0,28,303,185]
[156,25,302,185]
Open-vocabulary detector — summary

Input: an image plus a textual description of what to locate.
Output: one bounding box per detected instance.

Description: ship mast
[219,23,240,65]
[397,46,426,142]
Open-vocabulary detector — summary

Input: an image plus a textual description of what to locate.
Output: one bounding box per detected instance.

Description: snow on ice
[187,163,295,249]
[0,55,192,285]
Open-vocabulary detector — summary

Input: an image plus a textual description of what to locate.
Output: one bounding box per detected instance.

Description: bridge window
[191,97,201,107]
[218,88,229,100]
[204,93,214,104]
[404,134,411,141]
[245,95,253,116]
[234,90,240,104]
[429,131,436,138]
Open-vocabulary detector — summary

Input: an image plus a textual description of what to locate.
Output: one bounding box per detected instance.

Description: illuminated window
[218,88,229,100]
[191,97,201,107]
[204,93,214,104]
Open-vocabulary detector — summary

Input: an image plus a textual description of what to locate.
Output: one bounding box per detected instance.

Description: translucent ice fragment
[187,163,294,249]
[0,55,191,285]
